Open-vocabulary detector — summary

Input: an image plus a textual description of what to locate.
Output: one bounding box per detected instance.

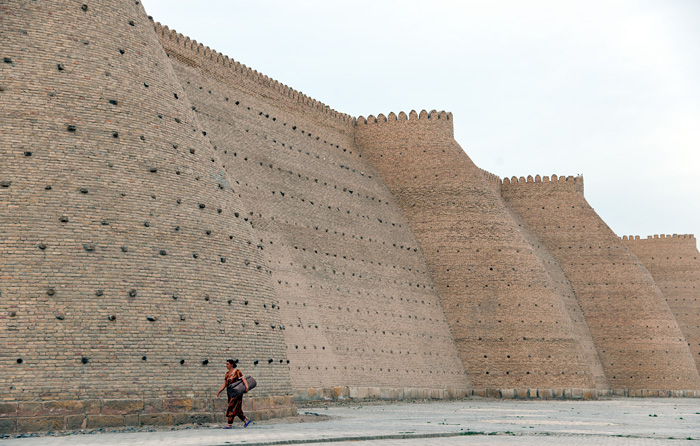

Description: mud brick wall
[622,234,700,371]
[355,112,603,391]
[485,172,608,390]
[3,0,699,435]
[0,0,293,431]
[501,175,700,390]
[154,24,470,392]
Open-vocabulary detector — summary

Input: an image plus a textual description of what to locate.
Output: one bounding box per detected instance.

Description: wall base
[475,388,605,399]
[0,395,296,435]
[293,386,700,403]
[294,386,469,402]
[610,389,700,398]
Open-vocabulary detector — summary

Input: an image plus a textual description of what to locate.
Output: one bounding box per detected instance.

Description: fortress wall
[495,199,608,390]
[0,0,292,433]
[156,25,469,394]
[3,1,696,435]
[479,168,503,195]
[478,173,607,389]
[622,234,700,372]
[152,22,356,142]
[501,176,700,391]
[355,112,602,392]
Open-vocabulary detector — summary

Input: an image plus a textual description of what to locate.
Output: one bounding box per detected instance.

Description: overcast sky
[144,0,700,240]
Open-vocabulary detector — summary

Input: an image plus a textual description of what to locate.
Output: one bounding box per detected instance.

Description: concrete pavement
[1,397,699,445]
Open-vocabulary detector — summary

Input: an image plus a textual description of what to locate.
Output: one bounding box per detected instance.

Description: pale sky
[144,0,700,240]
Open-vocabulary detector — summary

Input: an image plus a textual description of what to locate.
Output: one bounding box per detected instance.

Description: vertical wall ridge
[622,235,700,374]
[501,176,700,390]
[355,113,603,391]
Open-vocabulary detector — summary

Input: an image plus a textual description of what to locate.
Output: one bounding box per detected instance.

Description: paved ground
[1,397,699,445]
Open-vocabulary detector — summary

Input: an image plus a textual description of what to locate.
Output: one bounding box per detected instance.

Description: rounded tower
[623,234,700,375]
[502,176,700,392]
[355,111,605,394]
[0,0,292,432]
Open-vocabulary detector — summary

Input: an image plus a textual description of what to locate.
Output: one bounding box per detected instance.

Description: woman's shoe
[223,425,232,429]
[244,418,252,428]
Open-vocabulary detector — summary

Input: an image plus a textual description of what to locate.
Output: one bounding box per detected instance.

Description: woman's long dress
[225,369,246,424]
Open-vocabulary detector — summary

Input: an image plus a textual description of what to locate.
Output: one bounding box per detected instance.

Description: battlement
[479,168,503,184]
[479,168,503,194]
[621,234,696,242]
[501,174,584,195]
[503,174,582,185]
[152,21,355,126]
[354,110,455,144]
[356,109,452,125]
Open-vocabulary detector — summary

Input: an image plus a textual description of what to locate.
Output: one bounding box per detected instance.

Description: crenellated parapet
[479,168,503,195]
[501,174,584,197]
[356,109,452,124]
[622,234,696,243]
[355,109,454,138]
[621,234,698,255]
[152,21,355,127]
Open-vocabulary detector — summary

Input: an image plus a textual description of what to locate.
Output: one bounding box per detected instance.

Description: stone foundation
[0,396,296,435]
[294,387,471,402]
[294,386,700,403]
[610,389,700,398]
[294,386,609,401]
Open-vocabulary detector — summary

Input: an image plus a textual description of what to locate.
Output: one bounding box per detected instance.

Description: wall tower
[0,0,293,430]
[355,111,605,394]
[623,234,700,373]
[502,175,700,391]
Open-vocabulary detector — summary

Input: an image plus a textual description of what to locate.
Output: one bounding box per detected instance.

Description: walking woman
[216,359,252,428]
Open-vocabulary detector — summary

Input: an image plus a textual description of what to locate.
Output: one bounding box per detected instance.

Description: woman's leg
[231,396,246,422]
[225,397,235,425]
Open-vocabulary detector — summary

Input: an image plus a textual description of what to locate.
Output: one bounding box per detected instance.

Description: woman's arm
[216,379,227,397]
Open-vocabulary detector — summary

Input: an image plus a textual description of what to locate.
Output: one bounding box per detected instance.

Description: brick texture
[501,176,700,390]
[354,113,603,390]
[154,22,470,391]
[1,0,698,435]
[622,234,700,371]
[0,0,292,428]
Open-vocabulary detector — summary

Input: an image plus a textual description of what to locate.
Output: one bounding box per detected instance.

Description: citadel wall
[354,112,604,395]
[2,0,699,436]
[0,0,293,433]
[622,235,700,371]
[501,176,700,391]
[154,23,470,398]
[480,173,608,390]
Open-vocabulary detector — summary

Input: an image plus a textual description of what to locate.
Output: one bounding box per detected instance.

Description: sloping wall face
[623,235,700,372]
[501,177,700,390]
[3,2,699,435]
[355,113,600,391]
[489,176,608,390]
[0,0,292,429]
[155,25,469,393]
